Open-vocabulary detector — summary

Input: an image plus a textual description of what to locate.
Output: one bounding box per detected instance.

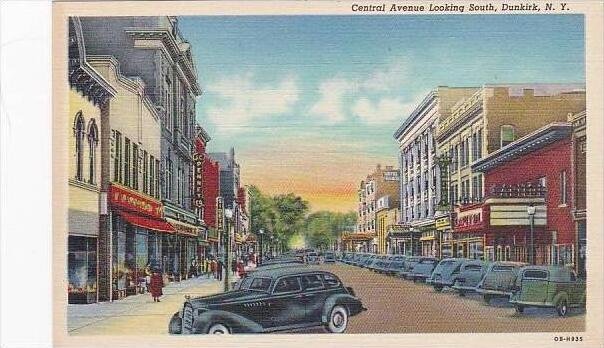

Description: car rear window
[464,264,482,271]
[322,273,341,288]
[273,277,301,293]
[523,270,548,279]
[419,259,435,264]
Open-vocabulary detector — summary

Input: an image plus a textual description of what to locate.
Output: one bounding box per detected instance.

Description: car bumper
[508,300,555,308]
[476,288,512,297]
[451,284,478,292]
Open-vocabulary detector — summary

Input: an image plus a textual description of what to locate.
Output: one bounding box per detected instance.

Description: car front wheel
[556,299,569,317]
[515,305,524,314]
[207,323,230,334]
[434,285,443,292]
[325,305,348,333]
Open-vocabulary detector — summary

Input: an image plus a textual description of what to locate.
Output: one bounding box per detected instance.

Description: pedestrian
[149,270,163,302]
[217,260,223,281]
[231,258,237,277]
[211,259,217,279]
[237,259,245,278]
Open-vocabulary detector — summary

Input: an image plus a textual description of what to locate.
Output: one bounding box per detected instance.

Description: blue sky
[179,15,584,212]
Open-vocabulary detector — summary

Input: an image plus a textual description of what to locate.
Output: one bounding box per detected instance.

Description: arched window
[500,125,516,147]
[87,119,99,184]
[73,112,85,181]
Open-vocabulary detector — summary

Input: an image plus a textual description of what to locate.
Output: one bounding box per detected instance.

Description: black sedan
[169,268,367,334]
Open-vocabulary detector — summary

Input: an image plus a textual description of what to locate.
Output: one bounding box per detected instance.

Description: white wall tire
[326,305,348,333]
[207,323,230,334]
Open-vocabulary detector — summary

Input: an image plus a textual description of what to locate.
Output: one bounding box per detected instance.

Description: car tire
[434,285,443,292]
[483,295,492,304]
[556,299,569,317]
[458,290,466,297]
[412,277,418,283]
[325,305,348,333]
[515,305,524,314]
[207,323,230,334]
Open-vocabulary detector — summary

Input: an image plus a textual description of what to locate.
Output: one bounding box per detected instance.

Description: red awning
[119,210,175,234]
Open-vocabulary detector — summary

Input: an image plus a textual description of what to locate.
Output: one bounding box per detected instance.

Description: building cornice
[125,28,201,95]
[393,90,438,141]
[472,122,572,173]
[196,124,212,143]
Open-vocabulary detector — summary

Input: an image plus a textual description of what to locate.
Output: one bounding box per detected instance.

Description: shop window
[484,246,495,262]
[87,119,98,185]
[500,125,515,147]
[496,245,503,261]
[73,112,85,181]
[68,236,97,303]
[505,246,511,261]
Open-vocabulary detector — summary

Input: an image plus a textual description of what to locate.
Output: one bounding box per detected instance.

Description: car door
[463,263,484,287]
[300,274,328,323]
[520,269,548,303]
[267,276,307,328]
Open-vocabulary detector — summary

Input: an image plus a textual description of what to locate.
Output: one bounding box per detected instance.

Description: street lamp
[527,205,536,265]
[223,208,233,292]
[258,229,264,265]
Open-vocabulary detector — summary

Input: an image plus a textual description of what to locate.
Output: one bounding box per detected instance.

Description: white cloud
[309,61,411,124]
[205,72,299,131]
[352,97,416,124]
[308,78,354,124]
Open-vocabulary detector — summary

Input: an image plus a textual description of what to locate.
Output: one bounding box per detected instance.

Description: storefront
[68,236,98,304]
[452,204,485,260]
[434,215,451,259]
[166,217,202,281]
[341,232,374,252]
[109,183,174,300]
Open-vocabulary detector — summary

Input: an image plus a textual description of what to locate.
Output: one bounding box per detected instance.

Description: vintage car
[509,265,585,317]
[169,268,367,334]
[324,252,336,263]
[398,256,421,279]
[407,257,439,282]
[427,258,470,291]
[450,260,490,296]
[306,252,321,264]
[361,254,377,268]
[372,257,393,274]
[384,258,406,276]
[475,261,527,303]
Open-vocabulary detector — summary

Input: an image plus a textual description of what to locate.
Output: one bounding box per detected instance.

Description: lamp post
[527,205,536,265]
[223,208,233,292]
[258,229,264,265]
[270,235,274,258]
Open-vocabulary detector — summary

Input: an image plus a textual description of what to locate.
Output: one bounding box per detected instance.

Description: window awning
[119,210,175,234]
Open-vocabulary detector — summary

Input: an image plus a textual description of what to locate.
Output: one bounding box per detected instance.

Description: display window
[68,236,97,304]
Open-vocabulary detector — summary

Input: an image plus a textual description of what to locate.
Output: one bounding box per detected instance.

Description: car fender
[194,309,264,334]
[553,291,569,307]
[321,294,363,323]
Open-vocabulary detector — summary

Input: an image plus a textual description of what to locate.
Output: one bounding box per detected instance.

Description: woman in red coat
[149,271,163,302]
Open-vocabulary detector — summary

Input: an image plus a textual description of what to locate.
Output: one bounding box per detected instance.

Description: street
[68,262,584,335]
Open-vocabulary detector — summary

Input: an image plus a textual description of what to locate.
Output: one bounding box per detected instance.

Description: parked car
[407,257,439,282]
[306,252,320,264]
[373,257,392,274]
[476,261,527,303]
[398,256,421,279]
[509,265,585,317]
[324,252,336,263]
[427,258,470,291]
[169,268,367,334]
[384,258,405,276]
[450,260,490,296]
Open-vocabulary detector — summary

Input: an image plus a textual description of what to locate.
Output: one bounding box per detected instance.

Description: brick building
[569,111,586,278]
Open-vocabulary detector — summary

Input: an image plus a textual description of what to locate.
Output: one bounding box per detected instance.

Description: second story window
[73,112,85,181]
[113,131,122,183]
[87,119,98,185]
[560,170,567,205]
[124,138,131,187]
[132,143,139,190]
[142,151,148,194]
[500,125,516,147]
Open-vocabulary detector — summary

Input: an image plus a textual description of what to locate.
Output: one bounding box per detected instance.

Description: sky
[179,15,585,213]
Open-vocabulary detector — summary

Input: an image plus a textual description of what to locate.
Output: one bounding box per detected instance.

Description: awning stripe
[119,210,175,234]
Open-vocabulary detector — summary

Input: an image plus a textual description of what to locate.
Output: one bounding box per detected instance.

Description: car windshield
[493,265,515,272]
[243,277,272,292]
[407,257,420,262]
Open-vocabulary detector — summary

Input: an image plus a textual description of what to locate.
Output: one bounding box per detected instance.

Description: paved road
[297,263,585,333]
[67,263,584,335]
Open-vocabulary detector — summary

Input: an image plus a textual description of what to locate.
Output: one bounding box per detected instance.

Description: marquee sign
[435,216,450,231]
[454,206,484,232]
[216,196,224,232]
[192,153,204,208]
[109,183,163,218]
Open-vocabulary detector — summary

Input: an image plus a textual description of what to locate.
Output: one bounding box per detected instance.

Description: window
[454,144,459,172]
[560,170,567,205]
[476,129,482,159]
[523,270,548,279]
[460,140,465,167]
[273,276,301,294]
[301,274,324,290]
[166,156,173,200]
[155,159,160,199]
[538,176,547,189]
[465,138,470,166]
[87,119,98,184]
[142,151,148,194]
[113,131,122,183]
[322,273,341,288]
[165,74,173,132]
[74,112,85,181]
[124,138,130,187]
[132,144,139,190]
[500,125,515,147]
[248,277,272,291]
[149,156,155,197]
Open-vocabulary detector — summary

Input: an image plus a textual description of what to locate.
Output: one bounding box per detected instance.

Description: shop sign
[435,216,450,231]
[383,171,400,181]
[216,197,224,232]
[192,153,204,208]
[455,207,483,230]
[167,218,199,237]
[109,183,162,218]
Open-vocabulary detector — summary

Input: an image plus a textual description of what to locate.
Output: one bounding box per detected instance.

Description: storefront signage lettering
[455,208,483,230]
[193,153,204,208]
[216,197,224,232]
[435,217,450,231]
[383,171,400,181]
[109,184,163,218]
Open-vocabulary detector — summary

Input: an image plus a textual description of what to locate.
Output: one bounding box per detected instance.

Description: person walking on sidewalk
[216,260,223,281]
[211,259,217,279]
[149,270,163,302]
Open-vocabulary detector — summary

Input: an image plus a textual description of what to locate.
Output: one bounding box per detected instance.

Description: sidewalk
[67,276,222,335]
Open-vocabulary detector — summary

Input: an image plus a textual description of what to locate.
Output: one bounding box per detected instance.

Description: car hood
[189,290,269,308]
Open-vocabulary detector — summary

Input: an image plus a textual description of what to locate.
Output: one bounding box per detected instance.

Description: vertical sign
[438,156,450,207]
[216,196,224,232]
[193,153,204,208]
